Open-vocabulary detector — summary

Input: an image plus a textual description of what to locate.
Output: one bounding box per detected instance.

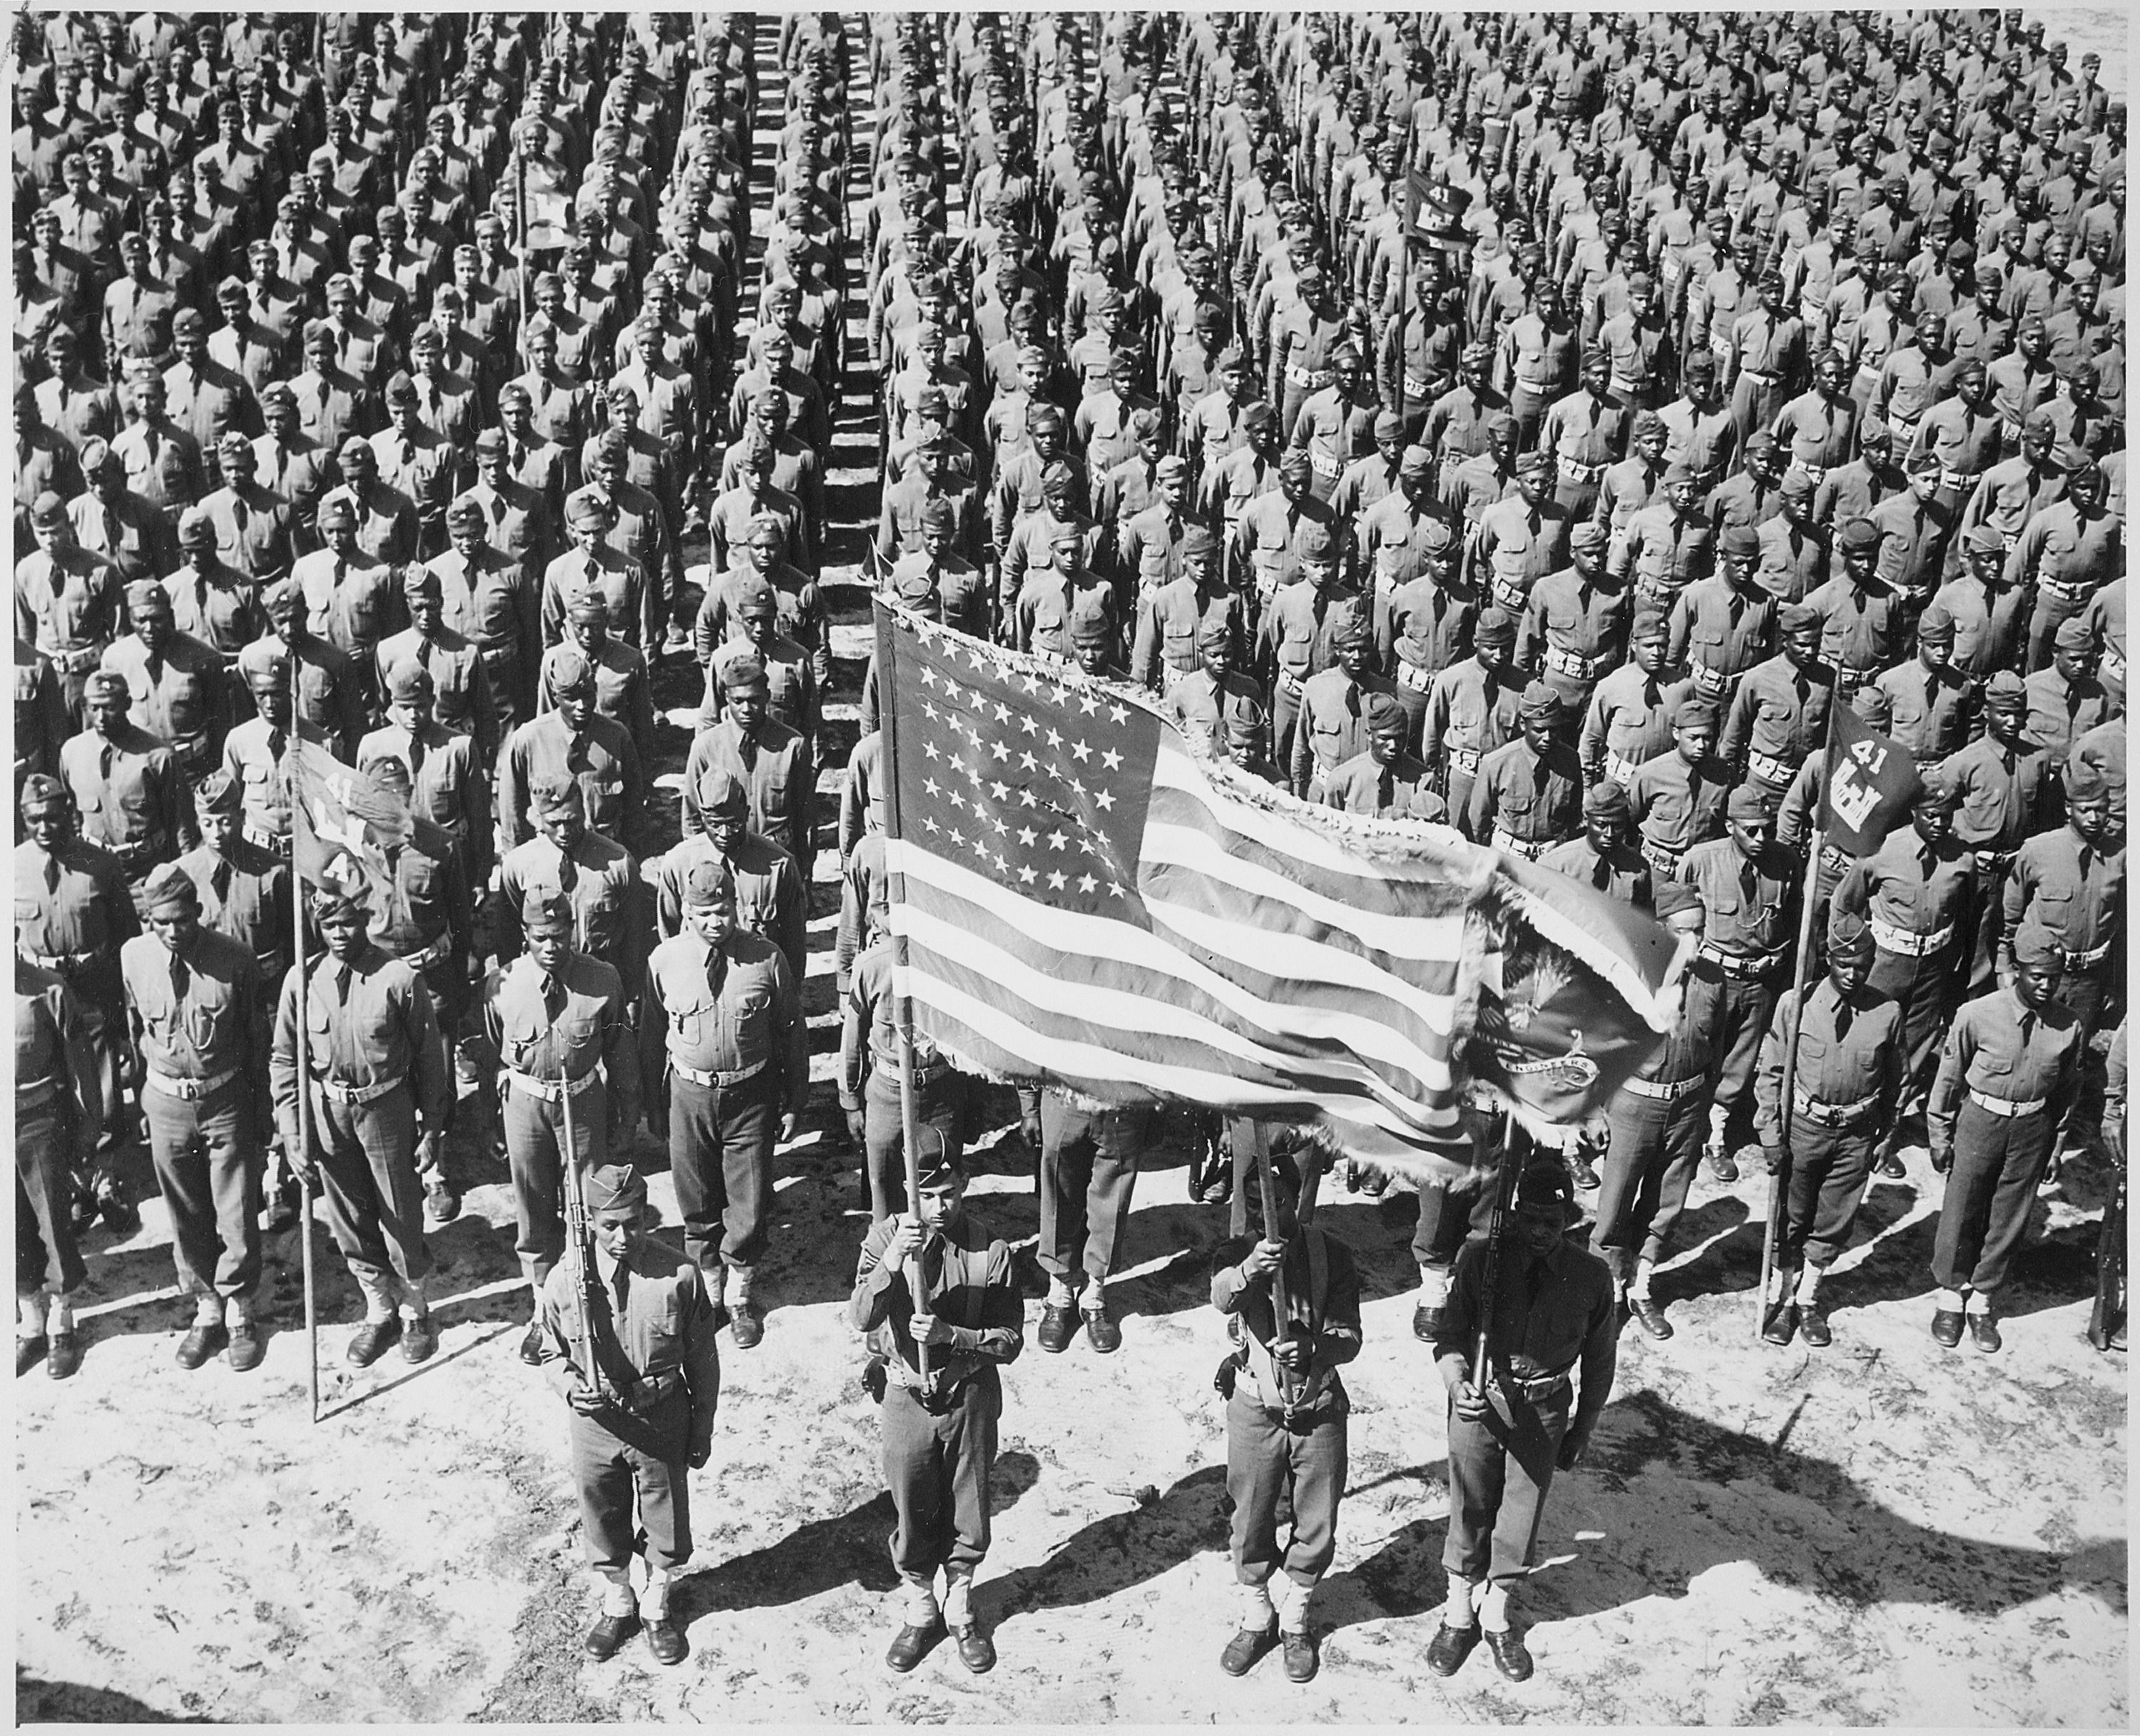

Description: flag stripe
[1151,742,1487,893]
[891,844,1459,1095]
[897,961,1463,1154]
[1142,818,1471,961]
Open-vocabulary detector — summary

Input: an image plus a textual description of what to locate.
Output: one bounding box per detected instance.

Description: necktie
[1835,992,1853,1039]
[1741,860,1757,903]
[234,497,248,532]
[332,557,346,586]
[98,744,113,780]
[210,857,233,902]
[267,727,285,760]
[43,854,58,892]
[555,844,578,894]
[613,1263,629,1316]
[1377,770,1393,812]
[541,971,565,1022]
[335,961,352,1005]
[1593,852,1612,891]
[407,734,424,777]
[707,944,727,999]
[170,951,190,1000]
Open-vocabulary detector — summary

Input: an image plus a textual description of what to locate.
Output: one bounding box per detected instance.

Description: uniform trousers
[571,1387,693,1582]
[1868,943,1962,1107]
[17,1096,88,1295]
[1226,1383,1347,1588]
[311,1083,433,1297]
[504,1078,607,1290]
[1412,1170,1498,1271]
[1932,1101,2054,1299]
[670,1068,779,1274]
[144,1076,263,1305]
[1681,966,1778,1155]
[882,1369,999,1582]
[862,1064,965,1222]
[1444,1379,1572,1587]
[1594,1086,1710,1282]
[1967,862,2013,998]
[1270,679,1306,782]
[1038,1096,1142,1290]
[1779,1120,1877,1270]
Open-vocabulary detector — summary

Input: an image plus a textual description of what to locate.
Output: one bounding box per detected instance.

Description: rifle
[1472,1115,1528,1394]
[559,1078,603,1401]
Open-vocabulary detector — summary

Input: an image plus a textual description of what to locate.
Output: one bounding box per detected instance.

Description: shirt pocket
[668,986,715,1049]
[305,992,337,1073]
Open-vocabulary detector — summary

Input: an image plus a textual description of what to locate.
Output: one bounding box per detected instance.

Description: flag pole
[872,598,929,1381]
[1472,1113,1527,1393]
[1757,703,1840,1339]
[289,658,319,1424]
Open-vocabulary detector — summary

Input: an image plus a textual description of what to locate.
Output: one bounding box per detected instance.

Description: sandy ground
[14,1114,2130,1725]
[16,19,2130,1724]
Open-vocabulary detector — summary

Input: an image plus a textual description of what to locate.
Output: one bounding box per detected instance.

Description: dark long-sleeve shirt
[849,1212,1023,1397]
[1212,1228,1363,1414]
[1435,1235,1618,1431]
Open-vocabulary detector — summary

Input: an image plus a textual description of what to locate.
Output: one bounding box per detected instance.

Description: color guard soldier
[1926,921,2084,1354]
[1430,1162,1616,1684]
[1211,1134,1360,1683]
[270,879,449,1367]
[1591,878,1712,1339]
[16,904,104,1380]
[852,1130,1024,1676]
[1755,911,1905,1349]
[538,1163,720,1669]
[642,859,807,1350]
[479,888,641,1368]
[121,863,271,1372]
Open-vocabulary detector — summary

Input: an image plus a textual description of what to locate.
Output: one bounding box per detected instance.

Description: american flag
[875,601,1683,1180]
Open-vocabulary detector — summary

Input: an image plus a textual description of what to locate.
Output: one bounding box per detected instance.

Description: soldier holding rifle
[537,1162,722,1668]
[1211,1131,1362,1684]
[1430,1160,1617,1683]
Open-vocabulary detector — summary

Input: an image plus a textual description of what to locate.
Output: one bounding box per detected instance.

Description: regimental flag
[873,602,1683,1182]
[1402,170,1475,250]
[290,739,419,912]
[1822,705,1925,856]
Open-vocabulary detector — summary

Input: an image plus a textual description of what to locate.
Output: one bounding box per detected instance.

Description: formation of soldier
[12,4,2126,1691]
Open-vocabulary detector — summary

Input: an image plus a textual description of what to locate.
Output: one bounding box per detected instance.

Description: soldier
[840,896,965,1222]
[658,771,807,984]
[641,859,807,1351]
[61,670,193,884]
[374,565,496,765]
[544,490,649,653]
[1429,1161,1616,1684]
[1465,683,1581,859]
[1212,1134,1361,1684]
[2003,762,2124,1041]
[479,888,641,1367]
[850,1130,1023,1675]
[679,653,814,879]
[1320,692,1444,821]
[1926,921,2084,1354]
[1835,772,1978,1120]
[1289,609,1395,802]
[1625,696,1733,879]
[347,759,469,1225]
[496,648,646,854]
[249,578,367,763]
[1679,785,1800,1180]
[1591,878,1711,1337]
[1755,911,1905,1349]
[16,906,104,1380]
[1941,670,2054,997]
[17,489,125,727]
[270,879,449,1367]
[537,1163,720,1669]
[1169,610,1266,761]
[121,863,271,1372]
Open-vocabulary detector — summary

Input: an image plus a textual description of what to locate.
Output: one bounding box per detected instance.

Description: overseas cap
[142,862,201,913]
[194,769,242,814]
[586,1165,648,1213]
[1652,878,1703,918]
[2010,920,2064,970]
[2055,616,2098,654]
[523,888,575,932]
[1828,909,1875,957]
[1476,607,1516,648]
[1365,691,1405,733]
[1727,782,1774,824]
[531,773,584,817]
[1519,681,1562,723]
[683,855,736,903]
[1585,779,1632,819]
